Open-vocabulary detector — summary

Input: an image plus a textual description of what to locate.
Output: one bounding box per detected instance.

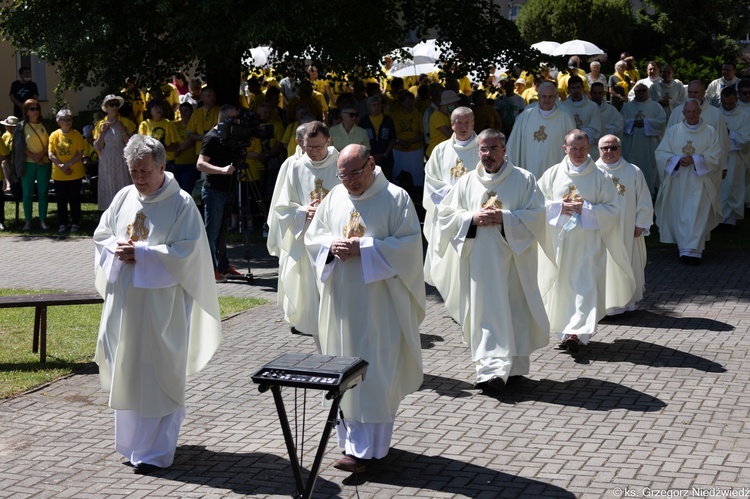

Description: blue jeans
[172,163,200,194]
[201,185,230,271]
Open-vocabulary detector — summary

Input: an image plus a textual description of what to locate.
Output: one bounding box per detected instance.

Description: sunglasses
[343,112,359,117]
[599,146,620,152]
[106,102,119,107]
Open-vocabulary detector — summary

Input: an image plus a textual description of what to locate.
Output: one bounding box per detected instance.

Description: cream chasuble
[305,169,424,423]
[559,97,604,159]
[537,157,635,343]
[268,147,340,336]
[655,120,723,252]
[422,133,479,323]
[507,105,576,180]
[649,80,687,119]
[598,101,625,140]
[621,99,667,194]
[437,159,550,360]
[719,105,750,221]
[596,158,654,314]
[94,172,221,419]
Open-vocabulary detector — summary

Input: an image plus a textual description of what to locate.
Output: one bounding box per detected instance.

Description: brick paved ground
[0,235,748,498]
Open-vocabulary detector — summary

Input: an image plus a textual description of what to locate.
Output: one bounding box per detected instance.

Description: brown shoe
[333,454,366,473]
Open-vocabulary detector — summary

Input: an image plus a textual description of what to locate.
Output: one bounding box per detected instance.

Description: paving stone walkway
[0,235,748,498]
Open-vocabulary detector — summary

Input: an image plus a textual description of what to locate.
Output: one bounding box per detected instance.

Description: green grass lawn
[0,288,267,400]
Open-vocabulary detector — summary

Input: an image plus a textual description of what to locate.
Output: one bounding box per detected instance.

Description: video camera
[217,108,275,151]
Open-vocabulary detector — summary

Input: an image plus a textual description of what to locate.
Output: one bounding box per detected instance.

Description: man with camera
[196,104,241,283]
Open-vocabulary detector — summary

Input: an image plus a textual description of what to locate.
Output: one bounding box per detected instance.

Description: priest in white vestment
[305,144,424,474]
[596,135,654,315]
[537,130,635,353]
[591,82,624,140]
[558,75,604,159]
[655,99,723,265]
[739,80,750,114]
[423,107,479,324]
[706,63,740,107]
[649,64,686,120]
[627,61,662,101]
[437,129,549,392]
[266,121,340,337]
[718,88,750,226]
[667,81,729,170]
[621,84,667,195]
[94,135,221,474]
[507,81,576,180]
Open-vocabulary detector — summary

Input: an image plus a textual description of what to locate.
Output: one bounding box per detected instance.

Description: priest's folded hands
[472,207,503,226]
[330,237,361,261]
[115,239,137,264]
[561,200,583,216]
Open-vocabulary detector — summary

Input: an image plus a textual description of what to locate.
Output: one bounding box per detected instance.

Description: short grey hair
[590,61,601,69]
[295,123,309,142]
[56,109,72,121]
[123,134,166,167]
[477,128,506,147]
[451,106,474,122]
[615,61,627,71]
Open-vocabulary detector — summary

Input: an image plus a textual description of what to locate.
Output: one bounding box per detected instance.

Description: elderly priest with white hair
[94,134,221,474]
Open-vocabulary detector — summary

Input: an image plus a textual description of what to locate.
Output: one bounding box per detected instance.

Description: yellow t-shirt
[427,110,451,157]
[49,129,85,181]
[92,116,137,140]
[173,120,197,165]
[24,122,50,160]
[242,138,264,181]
[283,120,300,158]
[187,106,220,154]
[389,107,424,152]
[138,119,179,161]
[522,87,538,104]
[83,141,98,163]
[0,134,9,181]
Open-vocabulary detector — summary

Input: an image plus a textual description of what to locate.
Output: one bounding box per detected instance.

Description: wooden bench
[0,292,103,363]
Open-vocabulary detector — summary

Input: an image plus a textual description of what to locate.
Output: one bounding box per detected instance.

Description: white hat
[515,78,527,86]
[0,116,19,126]
[439,90,461,106]
[101,94,125,112]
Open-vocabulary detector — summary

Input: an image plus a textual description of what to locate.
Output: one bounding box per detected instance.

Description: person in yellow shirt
[146,79,180,118]
[0,120,9,230]
[427,90,460,157]
[15,99,51,230]
[390,90,425,189]
[48,109,85,233]
[557,57,589,100]
[171,103,199,193]
[138,101,179,164]
[187,87,219,155]
[1,115,18,195]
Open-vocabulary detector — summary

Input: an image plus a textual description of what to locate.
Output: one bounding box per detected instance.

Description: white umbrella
[531,41,560,56]
[412,39,441,61]
[553,39,604,56]
[244,46,273,68]
[389,60,441,78]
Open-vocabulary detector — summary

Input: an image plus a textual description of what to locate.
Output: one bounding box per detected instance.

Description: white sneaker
[58,225,67,233]
[0,222,5,231]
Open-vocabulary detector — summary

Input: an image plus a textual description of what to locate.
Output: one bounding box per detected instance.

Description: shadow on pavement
[599,309,734,332]
[484,377,666,412]
[160,445,343,498]
[581,338,727,372]
[344,448,576,497]
[421,373,475,398]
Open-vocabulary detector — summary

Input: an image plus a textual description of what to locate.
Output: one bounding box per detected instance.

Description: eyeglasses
[479,146,502,154]
[599,146,620,152]
[305,144,327,151]
[28,107,39,111]
[336,157,369,180]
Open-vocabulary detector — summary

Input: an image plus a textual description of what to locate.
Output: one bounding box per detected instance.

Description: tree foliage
[0,0,549,109]
[516,0,636,55]
[630,0,748,77]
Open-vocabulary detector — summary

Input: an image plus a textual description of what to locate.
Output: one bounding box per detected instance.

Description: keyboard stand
[261,384,343,499]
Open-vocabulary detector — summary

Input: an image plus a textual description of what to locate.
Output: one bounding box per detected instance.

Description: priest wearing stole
[537,130,634,353]
[305,144,424,474]
[94,135,221,474]
[437,129,550,392]
[506,81,576,180]
[267,121,340,337]
[718,87,750,228]
[621,84,667,195]
[595,135,654,315]
[423,106,479,325]
[655,99,723,265]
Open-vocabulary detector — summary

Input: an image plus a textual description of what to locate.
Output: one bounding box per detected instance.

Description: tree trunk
[205,52,242,109]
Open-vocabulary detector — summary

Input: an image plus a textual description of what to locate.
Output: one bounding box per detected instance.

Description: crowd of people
[4,54,750,476]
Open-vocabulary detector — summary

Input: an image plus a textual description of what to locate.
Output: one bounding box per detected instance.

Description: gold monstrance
[127,212,149,241]
[310,178,329,203]
[343,210,366,238]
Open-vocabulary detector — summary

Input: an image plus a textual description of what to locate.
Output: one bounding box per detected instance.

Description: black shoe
[564,336,581,353]
[133,462,162,475]
[507,375,526,384]
[290,326,312,337]
[486,376,506,392]
[679,255,700,266]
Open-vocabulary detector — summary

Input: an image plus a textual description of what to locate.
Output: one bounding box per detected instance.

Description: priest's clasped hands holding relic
[561,200,583,217]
